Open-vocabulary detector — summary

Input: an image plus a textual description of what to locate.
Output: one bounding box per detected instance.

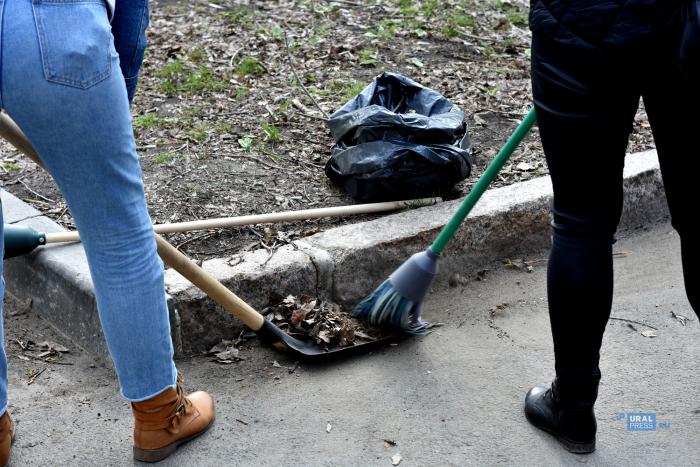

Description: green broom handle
[431,107,537,255]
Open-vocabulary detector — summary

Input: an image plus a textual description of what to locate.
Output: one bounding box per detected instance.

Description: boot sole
[133,415,215,463]
[525,410,595,454]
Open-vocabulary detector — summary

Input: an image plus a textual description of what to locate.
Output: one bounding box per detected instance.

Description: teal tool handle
[3,224,46,259]
[431,107,537,255]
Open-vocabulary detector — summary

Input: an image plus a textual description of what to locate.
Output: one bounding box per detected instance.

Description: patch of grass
[154,152,176,164]
[277,99,291,113]
[493,0,528,28]
[185,121,233,143]
[442,26,459,38]
[215,122,233,134]
[314,86,332,96]
[183,66,227,93]
[420,1,439,18]
[2,161,19,172]
[261,122,281,143]
[188,48,208,63]
[133,113,165,129]
[329,80,366,102]
[219,5,255,24]
[452,14,476,28]
[159,60,185,94]
[235,86,249,98]
[158,61,227,95]
[315,25,331,37]
[367,19,399,42]
[357,48,378,66]
[160,60,184,79]
[269,25,284,39]
[507,11,528,28]
[187,128,208,143]
[235,56,266,77]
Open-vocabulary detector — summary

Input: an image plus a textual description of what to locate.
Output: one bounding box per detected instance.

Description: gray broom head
[354,249,439,334]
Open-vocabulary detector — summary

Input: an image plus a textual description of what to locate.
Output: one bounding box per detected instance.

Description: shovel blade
[255,319,395,360]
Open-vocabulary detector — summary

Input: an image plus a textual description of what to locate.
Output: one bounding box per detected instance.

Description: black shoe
[524,381,597,454]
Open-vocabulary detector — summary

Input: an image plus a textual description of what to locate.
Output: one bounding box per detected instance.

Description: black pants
[531,34,699,387]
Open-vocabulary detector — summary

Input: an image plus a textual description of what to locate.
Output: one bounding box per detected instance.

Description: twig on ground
[27,367,46,385]
[19,179,55,203]
[283,31,330,120]
[176,232,214,250]
[291,108,329,122]
[609,317,657,330]
[164,167,196,186]
[325,0,362,6]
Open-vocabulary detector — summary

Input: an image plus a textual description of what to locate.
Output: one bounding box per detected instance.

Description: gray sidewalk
[5,220,698,466]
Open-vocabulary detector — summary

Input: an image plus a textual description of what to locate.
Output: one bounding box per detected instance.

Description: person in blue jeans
[0,0,214,463]
[111,0,149,105]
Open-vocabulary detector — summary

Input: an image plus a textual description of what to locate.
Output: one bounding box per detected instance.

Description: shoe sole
[525,410,595,454]
[133,415,216,463]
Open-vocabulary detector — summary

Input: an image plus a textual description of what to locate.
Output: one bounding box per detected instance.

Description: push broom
[354,107,537,334]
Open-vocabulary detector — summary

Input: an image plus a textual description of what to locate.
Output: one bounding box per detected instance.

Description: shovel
[1,110,393,359]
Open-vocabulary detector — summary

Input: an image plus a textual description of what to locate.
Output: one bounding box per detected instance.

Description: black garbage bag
[325,72,471,202]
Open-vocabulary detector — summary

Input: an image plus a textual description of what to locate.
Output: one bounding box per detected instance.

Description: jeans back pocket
[32,0,112,89]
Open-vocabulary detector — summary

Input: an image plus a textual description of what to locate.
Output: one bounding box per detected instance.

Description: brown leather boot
[132,384,214,462]
[0,411,14,467]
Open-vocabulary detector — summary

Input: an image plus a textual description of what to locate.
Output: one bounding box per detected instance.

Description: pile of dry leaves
[262,293,387,348]
[13,339,70,364]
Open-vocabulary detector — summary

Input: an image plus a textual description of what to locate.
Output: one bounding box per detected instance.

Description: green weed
[154,152,176,164]
[261,123,281,143]
[358,48,378,66]
[133,113,164,129]
[235,56,266,77]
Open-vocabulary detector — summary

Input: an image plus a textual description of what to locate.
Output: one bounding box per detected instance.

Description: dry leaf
[671,311,690,326]
[37,341,69,353]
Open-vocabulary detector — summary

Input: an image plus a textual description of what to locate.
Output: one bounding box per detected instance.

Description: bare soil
[0,0,655,260]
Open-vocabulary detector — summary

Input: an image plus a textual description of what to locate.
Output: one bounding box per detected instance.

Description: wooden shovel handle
[0,111,46,169]
[44,197,440,244]
[154,235,265,330]
[1,111,265,330]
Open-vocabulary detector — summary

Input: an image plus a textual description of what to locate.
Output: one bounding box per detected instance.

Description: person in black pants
[524,1,698,454]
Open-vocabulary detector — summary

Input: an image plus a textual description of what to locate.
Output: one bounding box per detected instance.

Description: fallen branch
[283,30,330,120]
[19,178,55,203]
[609,317,657,330]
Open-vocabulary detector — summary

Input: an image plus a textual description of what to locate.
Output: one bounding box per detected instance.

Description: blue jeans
[112,0,149,104]
[0,0,177,411]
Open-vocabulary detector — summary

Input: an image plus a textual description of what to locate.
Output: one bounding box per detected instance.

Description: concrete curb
[2,150,668,358]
